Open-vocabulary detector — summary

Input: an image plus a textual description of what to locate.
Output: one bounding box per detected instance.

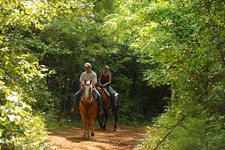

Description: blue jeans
[106,85,117,107]
[73,88,102,109]
[73,88,83,106]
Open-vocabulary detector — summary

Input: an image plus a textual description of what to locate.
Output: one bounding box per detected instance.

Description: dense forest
[1,0,224,149]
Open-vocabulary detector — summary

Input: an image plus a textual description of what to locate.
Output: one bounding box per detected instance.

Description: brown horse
[97,87,119,131]
[79,80,97,140]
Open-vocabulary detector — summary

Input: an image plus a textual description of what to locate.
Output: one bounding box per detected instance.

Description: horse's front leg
[88,116,95,138]
[91,121,95,137]
[98,115,103,129]
[114,97,119,131]
[114,110,117,131]
[81,113,88,139]
[103,110,108,131]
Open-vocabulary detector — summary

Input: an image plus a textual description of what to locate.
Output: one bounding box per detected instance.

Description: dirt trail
[48,124,147,150]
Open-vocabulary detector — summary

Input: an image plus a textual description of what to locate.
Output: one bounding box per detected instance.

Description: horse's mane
[83,80,93,85]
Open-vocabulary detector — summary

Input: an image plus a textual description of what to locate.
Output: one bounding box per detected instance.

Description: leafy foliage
[39,0,170,124]
[0,84,48,149]
[104,0,225,149]
[1,0,192,149]
[0,0,98,149]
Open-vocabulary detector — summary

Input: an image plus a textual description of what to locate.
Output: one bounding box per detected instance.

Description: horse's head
[82,80,94,103]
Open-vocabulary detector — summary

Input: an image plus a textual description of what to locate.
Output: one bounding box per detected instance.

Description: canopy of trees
[1,0,224,149]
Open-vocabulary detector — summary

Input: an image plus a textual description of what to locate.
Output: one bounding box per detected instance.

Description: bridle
[81,80,96,108]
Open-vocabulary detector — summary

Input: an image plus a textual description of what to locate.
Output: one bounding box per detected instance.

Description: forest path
[47,124,147,150]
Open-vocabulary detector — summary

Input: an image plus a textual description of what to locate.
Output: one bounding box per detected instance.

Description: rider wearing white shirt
[80,71,97,85]
[71,62,103,115]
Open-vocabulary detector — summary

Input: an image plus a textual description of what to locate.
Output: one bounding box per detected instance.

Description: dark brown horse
[97,87,119,131]
[79,80,97,140]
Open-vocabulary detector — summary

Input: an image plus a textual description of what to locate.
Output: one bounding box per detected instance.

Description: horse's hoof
[84,135,89,140]
[91,132,95,137]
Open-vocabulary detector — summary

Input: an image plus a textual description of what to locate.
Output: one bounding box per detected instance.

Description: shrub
[0,82,48,150]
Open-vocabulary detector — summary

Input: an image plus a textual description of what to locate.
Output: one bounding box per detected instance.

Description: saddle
[102,87,119,97]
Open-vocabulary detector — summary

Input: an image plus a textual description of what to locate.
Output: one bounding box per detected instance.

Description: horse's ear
[84,79,86,84]
[90,80,92,84]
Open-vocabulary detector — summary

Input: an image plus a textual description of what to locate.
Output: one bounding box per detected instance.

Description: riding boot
[71,99,79,114]
[71,88,83,114]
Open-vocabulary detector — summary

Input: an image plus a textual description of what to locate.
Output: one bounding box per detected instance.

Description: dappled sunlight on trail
[48,124,147,150]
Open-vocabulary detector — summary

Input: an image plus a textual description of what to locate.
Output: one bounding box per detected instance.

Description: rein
[81,97,96,109]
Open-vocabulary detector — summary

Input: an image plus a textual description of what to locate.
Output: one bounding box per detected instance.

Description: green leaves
[104,0,225,149]
[1,0,224,149]
[0,84,48,149]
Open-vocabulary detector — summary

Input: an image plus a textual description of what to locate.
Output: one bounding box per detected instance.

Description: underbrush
[44,112,83,132]
[0,88,49,150]
[135,101,225,150]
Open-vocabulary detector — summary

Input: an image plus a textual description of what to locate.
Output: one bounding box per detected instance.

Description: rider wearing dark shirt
[98,66,117,107]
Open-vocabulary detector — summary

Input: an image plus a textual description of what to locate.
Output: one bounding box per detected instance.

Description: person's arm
[92,72,98,87]
[103,74,112,86]
[98,73,103,86]
[79,73,84,89]
[80,82,83,89]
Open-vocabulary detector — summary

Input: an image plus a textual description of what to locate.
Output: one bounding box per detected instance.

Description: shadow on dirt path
[48,124,147,150]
